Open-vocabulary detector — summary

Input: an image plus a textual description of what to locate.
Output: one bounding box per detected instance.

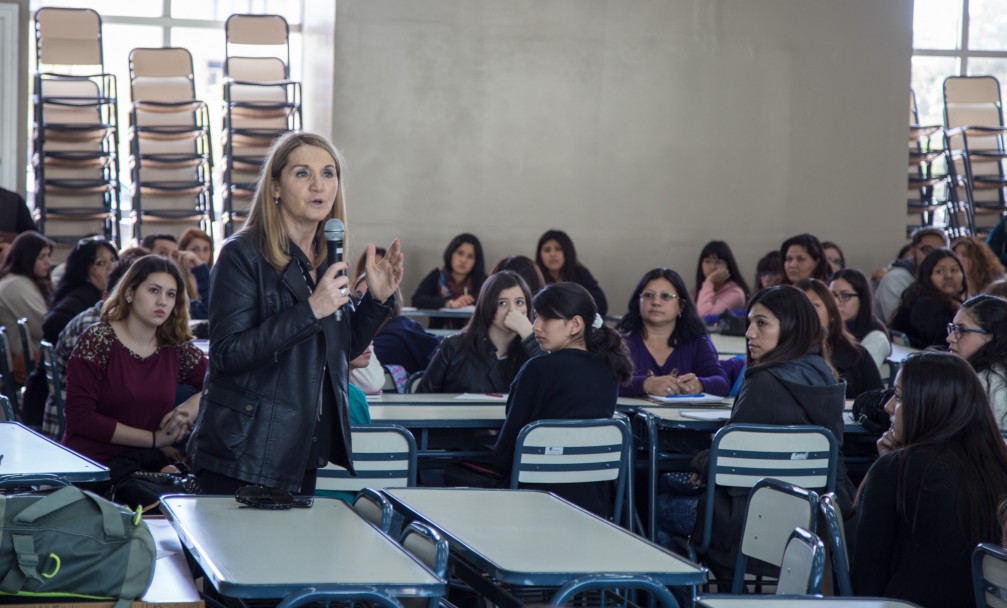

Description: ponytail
[585,322,633,383]
[534,282,633,384]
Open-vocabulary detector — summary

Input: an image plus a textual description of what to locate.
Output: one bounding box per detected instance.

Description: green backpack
[0,485,156,608]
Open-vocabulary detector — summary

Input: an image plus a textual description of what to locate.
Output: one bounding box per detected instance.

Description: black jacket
[372,315,440,375]
[832,340,883,399]
[545,266,608,317]
[691,352,855,578]
[417,332,543,393]
[188,234,393,492]
[43,283,102,344]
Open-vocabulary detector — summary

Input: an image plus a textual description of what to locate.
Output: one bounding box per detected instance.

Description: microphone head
[324,218,345,242]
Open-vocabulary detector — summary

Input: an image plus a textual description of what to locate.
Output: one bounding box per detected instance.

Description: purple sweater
[620,330,729,397]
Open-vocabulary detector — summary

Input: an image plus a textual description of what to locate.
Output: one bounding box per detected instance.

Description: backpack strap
[14,486,126,539]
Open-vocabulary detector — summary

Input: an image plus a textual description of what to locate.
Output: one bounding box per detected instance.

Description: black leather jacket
[188,234,393,491]
[416,333,543,393]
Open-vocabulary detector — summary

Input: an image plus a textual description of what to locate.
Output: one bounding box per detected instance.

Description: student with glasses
[830,268,891,372]
[615,268,727,397]
[691,240,750,317]
[946,294,1007,430]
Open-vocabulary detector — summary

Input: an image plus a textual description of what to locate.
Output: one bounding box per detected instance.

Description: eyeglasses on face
[831,291,858,303]
[946,322,990,340]
[640,291,680,302]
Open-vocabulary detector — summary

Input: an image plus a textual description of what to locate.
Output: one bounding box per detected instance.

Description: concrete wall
[330,0,913,314]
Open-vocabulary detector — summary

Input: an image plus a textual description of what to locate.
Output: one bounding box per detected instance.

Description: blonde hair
[101,255,193,346]
[239,132,347,271]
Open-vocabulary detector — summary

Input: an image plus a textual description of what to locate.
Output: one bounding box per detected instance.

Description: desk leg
[450,557,524,608]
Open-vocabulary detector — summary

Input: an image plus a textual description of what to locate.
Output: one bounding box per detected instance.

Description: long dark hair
[900,248,966,313]
[961,295,1007,380]
[442,233,486,291]
[746,284,828,367]
[490,255,545,295]
[53,237,118,302]
[533,282,631,383]
[0,231,54,302]
[892,352,1007,546]
[536,229,580,283]
[693,240,750,297]
[798,278,861,364]
[754,250,782,289]
[617,268,707,346]
[459,270,533,385]
[831,268,889,341]
[780,233,830,284]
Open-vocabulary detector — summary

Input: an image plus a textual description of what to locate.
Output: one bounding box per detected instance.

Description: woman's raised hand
[309,261,353,319]
[365,239,405,302]
[503,309,534,339]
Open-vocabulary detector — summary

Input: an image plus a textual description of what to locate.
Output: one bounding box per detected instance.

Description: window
[912,0,1007,125]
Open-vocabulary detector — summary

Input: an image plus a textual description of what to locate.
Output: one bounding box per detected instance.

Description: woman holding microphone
[187,132,404,496]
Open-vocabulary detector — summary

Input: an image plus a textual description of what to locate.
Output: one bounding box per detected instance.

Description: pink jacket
[695,280,746,316]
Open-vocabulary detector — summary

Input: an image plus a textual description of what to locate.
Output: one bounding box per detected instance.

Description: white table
[0,421,108,485]
[383,487,706,607]
[710,333,747,358]
[159,495,445,600]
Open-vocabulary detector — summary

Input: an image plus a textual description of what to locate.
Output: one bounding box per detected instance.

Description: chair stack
[127,48,214,242]
[220,14,303,236]
[32,7,121,257]
[908,89,964,237]
[943,75,1007,237]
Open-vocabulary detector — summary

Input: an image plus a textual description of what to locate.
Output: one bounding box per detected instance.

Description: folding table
[0,421,108,486]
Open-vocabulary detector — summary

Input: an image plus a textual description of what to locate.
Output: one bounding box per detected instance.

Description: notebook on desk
[647,393,726,404]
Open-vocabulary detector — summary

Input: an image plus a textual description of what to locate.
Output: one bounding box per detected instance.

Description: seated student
[692,241,749,317]
[349,341,385,394]
[417,271,541,393]
[780,233,831,284]
[852,352,1007,608]
[412,233,486,329]
[947,295,1007,430]
[369,288,440,376]
[676,285,855,580]
[830,268,891,372]
[62,255,206,487]
[753,250,783,290]
[139,232,177,258]
[178,227,215,268]
[874,227,949,324]
[0,231,53,384]
[489,282,632,517]
[617,268,728,397]
[952,236,1005,297]
[535,229,608,316]
[986,215,1007,268]
[891,248,967,349]
[491,255,546,295]
[799,279,884,398]
[40,250,144,440]
[987,278,1007,298]
[822,240,846,276]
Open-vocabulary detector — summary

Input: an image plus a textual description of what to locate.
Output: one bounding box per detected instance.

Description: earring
[274,197,280,205]
[126,296,132,303]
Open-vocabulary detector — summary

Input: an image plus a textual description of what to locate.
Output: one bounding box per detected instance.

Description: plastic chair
[691,424,838,579]
[33,7,121,250]
[973,542,1007,608]
[317,424,418,494]
[16,318,34,378]
[407,371,425,393]
[38,340,64,439]
[776,527,826,595]
[820,492,853,596]
[732,479,821,594]
[353,487,395,534]
[510,417,633,529]
[275,586,404,608]
[0,394,14,422]
[549,574,682,608]
[127,47,214,242]
[398,521,452,608]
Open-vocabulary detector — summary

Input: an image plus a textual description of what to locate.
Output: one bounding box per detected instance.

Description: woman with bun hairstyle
[535,229,608,316]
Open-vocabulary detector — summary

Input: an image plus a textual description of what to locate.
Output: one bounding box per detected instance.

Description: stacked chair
[220,14,302,235]
[908,89,965,237]
[127,48,214,242]
[943,75,1007,237]
[32,7,121,258]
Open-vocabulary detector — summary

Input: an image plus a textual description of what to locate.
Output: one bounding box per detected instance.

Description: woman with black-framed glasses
[615,268,727,397]
[946,294,1007,429]
[830,268,891,372]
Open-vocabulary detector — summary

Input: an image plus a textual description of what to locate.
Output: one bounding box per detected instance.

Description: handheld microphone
[324,218,346,321]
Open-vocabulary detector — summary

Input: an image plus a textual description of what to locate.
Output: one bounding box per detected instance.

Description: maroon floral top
[62,322,207,465]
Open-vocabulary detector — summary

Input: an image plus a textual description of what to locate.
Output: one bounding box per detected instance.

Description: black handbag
[852,387,894,436]
[110,470,202,510]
